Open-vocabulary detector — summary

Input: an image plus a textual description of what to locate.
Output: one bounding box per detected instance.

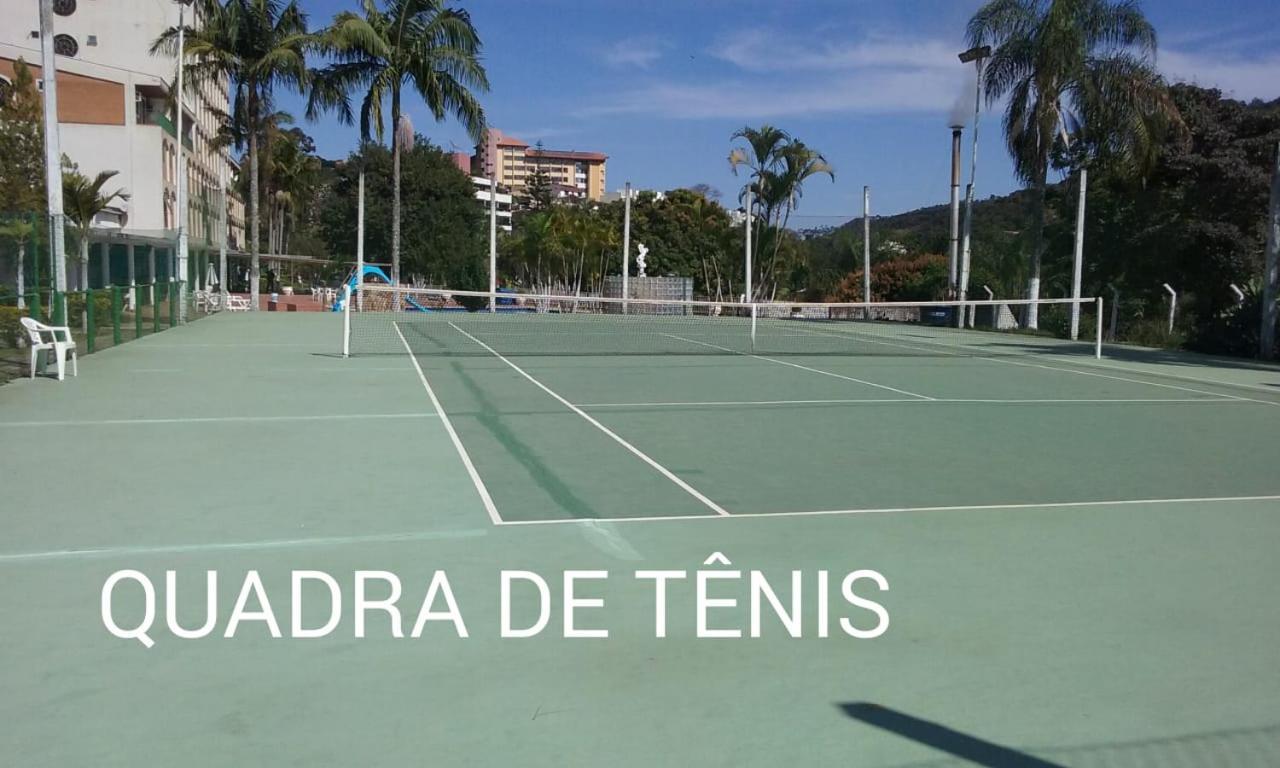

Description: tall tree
[62,163,126,291]
[729,126,832,300]
[0,59,46,307]
[153,0,312,310]
[309,0,488,287]
[968,0,1177,328]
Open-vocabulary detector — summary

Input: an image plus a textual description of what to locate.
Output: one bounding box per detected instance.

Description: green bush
[0,306,25,348]
[66,291,113,325]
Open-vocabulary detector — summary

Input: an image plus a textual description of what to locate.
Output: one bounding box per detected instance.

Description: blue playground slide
[332,265,430,312]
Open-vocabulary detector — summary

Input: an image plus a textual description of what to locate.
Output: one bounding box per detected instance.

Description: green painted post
[135,282,144,338]
[112,285,122,345]
[170,281,179,326]
[85,290,96,353]
[154,283,162,333]
[30,291,42,323]
[52,291,64,326]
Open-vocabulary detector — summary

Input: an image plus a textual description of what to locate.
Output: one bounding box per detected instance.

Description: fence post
[52,290,65,327]
[85,290,96,353]
[170,281,179,326]
[112,285,122,345]
[135,282,144,338]
[154,283,163,333]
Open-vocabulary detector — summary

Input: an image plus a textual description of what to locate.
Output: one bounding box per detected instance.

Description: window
[0,78,12,107]
[52,0,76,15]
[54,34,78,57]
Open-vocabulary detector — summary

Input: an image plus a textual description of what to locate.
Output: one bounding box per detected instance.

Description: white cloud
[585,28,971,121]
[601,37,668,69]
[1161,48,1280,101]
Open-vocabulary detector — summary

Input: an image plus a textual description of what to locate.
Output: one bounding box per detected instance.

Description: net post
[342,284,352,358]
[1095,296,1103,359]
[750,303,757,353]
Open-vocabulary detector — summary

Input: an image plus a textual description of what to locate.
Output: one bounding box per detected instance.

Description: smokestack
[948,125,963,295]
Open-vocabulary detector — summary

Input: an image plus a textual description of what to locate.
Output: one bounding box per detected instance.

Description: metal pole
[1163,283,1177,335]
[126,243,136,309]
[862,186,871,305]
[958,56,985,328]
[621,181,631,313]
[488,175,497,312]
[1263,141,1280,359]
[175,0,188,322]
[219,159,228,295]
[744,185,753,305]
[38,0,68,320]
[1069,167,1088,340]
[948,127,962,294]
[356,168,365,311]
[1095,296,1104,359]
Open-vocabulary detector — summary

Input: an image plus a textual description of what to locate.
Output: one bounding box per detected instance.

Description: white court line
[495,493,1280,526]
[661,333,935,401]
[0,527,489,564]
[0,412,438,428]
[449,322,730,516]
[783,322,1278,407]
[577,397,1244,409]
[395,322,502,525]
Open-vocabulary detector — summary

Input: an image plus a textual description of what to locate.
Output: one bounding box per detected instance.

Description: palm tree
[968,0,1179,328]
[152,0,312,310]
[729,126,833,300]
[309,0,488,287]
[63,166,126,291]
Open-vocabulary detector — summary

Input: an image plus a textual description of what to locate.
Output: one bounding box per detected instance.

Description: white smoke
[948,70,979,128]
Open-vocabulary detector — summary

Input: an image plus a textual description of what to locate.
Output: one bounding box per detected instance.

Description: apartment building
[1,0,243,288]
[471,128,607,203]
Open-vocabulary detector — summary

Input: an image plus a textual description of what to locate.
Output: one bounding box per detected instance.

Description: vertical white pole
[862,186,871,305]
[750,303,757,354]
[1095,296,1104,359]
[38,0,68,308]
[148,245,156,285]
[356,169,365,312]
[744,185,753,305]
[958,57,984,328]
[1163,283,1177,335]
[126,243,136,309]
[489,176,497,312]
[175,0,188,321]
[219,159,228,294]
[621,181,631,313]
[342,284,351,357]
[1261,141,1280,358]
[1069,168,1088,340]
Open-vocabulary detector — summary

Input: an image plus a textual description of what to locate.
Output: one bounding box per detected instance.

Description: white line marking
[1047,357,1280,395]
[577,397,1243,408]
[449,322,730,516]
[0,528,488,564]
[0,412,438,428]
[783,322,1280,407]
[661,333,935,400]
[395,322,502,525]
[495,494,1280,526]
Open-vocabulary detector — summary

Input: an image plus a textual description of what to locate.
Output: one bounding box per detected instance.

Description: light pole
[957,45,991,328]
[174,0,191,320]
[38,0,68,322]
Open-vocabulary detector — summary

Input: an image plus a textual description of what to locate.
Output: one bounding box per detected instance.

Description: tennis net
[343,285,1103,359]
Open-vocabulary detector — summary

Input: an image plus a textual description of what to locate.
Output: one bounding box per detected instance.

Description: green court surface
[2,311,1279,766]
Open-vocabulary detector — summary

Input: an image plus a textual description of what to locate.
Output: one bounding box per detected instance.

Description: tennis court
[3,303,1279,766]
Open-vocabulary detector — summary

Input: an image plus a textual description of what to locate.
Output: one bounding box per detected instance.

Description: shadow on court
[840,702,1280,768]
[840,702,1065,767]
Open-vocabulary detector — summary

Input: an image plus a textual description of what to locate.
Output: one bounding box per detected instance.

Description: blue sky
[280,0,1280,224]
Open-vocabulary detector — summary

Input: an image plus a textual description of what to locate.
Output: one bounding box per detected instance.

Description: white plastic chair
[20,317,78,381]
